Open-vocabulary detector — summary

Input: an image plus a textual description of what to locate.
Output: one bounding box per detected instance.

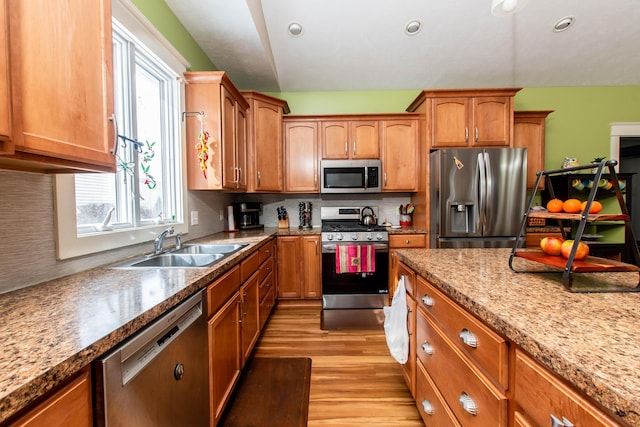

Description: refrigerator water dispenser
[449,202,475,233]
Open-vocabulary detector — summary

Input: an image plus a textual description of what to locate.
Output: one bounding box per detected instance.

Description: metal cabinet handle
[353,141,357,156]
[421,294,434,307]
[551,414,575,427]
[475,127,479,142]
[421,399,434,415]
[257,170,261,186]
[238,167,242,183]
[384,172,387,186]
[459,328,478,348]
[465,127,469,142]
[109,114,118,156]
[315,239,318,255]
[421,341,433,355]
[458,392,478,415]
[344,141,348,155]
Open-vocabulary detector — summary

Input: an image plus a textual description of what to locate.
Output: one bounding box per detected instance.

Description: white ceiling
[164,0,640,92]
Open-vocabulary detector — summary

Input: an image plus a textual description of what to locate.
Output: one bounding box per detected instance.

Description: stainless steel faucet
[153,226,175,255]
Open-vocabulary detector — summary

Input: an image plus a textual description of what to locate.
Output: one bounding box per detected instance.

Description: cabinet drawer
[416,360,462,427]
[259,239,275,264]
[207,266,240,316]
[514,349,622,427]
[258,256,274,284]
[259,283,276,329]
[417,310,508,427]
[240,250,260,282]
[259,271,275,302]
[389,234,426,248]
[416,276,508,389]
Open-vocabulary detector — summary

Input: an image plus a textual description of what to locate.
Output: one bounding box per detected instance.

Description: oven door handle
[322,243,389,253]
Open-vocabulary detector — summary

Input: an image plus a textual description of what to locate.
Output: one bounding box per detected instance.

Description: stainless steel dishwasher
[94,290,209,427]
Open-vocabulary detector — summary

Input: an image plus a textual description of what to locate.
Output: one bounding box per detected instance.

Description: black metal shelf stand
[508,160,640,293]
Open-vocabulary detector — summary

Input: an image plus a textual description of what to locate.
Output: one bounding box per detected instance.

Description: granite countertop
[396,247,640,426]
[0,228,278,423]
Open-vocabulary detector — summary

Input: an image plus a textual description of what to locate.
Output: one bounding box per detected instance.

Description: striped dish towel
[336,245,376,273]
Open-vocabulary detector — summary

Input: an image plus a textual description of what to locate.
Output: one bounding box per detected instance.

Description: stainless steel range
[320,206,389,330]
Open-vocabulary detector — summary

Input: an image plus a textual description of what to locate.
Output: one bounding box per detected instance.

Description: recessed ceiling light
[553,16,575,32]
[405,20,422,35]
[288,22,303,37]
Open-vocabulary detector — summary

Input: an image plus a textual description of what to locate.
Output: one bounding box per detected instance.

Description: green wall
[130,0,215,71]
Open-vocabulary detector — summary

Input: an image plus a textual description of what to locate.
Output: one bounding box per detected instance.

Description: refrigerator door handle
[483,152,493,232]
[477,153,487,234]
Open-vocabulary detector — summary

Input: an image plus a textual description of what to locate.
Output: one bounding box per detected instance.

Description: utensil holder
[400,214,412,228]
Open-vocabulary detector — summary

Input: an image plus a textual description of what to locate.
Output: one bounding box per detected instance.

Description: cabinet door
[321,121,349,159]
[236,103,248,190]
[221,86,238,189]
[382,119,419,191]
[284,121,319,192]
[7,0,115,171]
[251,100,283,191]
[277,236,302,298]
[351,120,379,159]
[301,235,322,298]
[431,98,469,148]
[7,368,92,427]
[240,273,260,364]
[0,0,13,151]
[209,292,242,424]
[514,111,552,189]
[471,96,511,147]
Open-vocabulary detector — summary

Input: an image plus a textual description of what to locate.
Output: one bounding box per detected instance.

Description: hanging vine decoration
[116,134,157,190]
[195,113,210,179]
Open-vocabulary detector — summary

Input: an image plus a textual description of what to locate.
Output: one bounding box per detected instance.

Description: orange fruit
[580,200,603,214]
[546,199,564,213]
[563,198,582,213]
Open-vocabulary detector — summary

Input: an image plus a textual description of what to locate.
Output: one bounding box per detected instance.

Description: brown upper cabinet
[407,88,520,149]
[381,118,420,192]
[1,0,116,173]
[514,110,553,189]
[241,91,290,192]
[321,120,380,159]
[184,71,250,190]
[283,118,319,193]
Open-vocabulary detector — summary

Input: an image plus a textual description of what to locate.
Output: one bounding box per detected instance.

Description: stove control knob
[336,233,343,241]
[366,233,373,240]
[326,234,333,241]
[376,233,384,241]
[351,234,358,241]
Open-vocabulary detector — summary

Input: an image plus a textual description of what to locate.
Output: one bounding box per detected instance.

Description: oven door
[321,242,389,309]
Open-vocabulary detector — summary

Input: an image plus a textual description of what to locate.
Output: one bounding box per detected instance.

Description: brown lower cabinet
[396,261,624,427]
[207,238,277,426]
[4,368,92,427]
[277,235,321,299]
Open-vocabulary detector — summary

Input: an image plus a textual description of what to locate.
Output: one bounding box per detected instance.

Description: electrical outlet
[190,210,199,226]
[219,209,224,221]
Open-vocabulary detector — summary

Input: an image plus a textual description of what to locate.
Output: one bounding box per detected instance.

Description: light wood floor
[252,301,424,426]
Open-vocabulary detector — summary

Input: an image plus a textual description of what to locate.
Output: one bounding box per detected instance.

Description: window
[54,1,189,259]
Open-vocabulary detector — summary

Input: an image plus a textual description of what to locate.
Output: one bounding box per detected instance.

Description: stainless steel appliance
[94,291,208,427]
[320,159,381,193]
[234,202,264,230]
[430,147,527,248]
[320,206,389,330]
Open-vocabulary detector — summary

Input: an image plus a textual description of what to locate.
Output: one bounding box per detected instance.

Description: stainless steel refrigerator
[430,148,527,248]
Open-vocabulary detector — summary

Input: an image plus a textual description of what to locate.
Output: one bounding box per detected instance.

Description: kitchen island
[0,229,278,424]
[396,247,640,426]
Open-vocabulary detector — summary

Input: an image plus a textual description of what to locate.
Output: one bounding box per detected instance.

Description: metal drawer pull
[421,294,434,307]
[459,328,478,348]
[458,392,477,416]
[551,414,574,427]
[421,399,434,415]
[421,341,433,355]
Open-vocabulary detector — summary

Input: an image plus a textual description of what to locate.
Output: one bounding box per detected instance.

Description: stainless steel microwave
[320,159,382,193]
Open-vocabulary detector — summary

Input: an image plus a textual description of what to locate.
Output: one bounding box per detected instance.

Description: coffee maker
[233,202,263,230]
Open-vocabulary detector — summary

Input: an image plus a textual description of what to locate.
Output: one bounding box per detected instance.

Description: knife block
[278,218,289,229]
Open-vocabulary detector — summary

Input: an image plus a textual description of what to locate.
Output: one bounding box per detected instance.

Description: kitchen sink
[109,243,248,269]
[173,243,248,254]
